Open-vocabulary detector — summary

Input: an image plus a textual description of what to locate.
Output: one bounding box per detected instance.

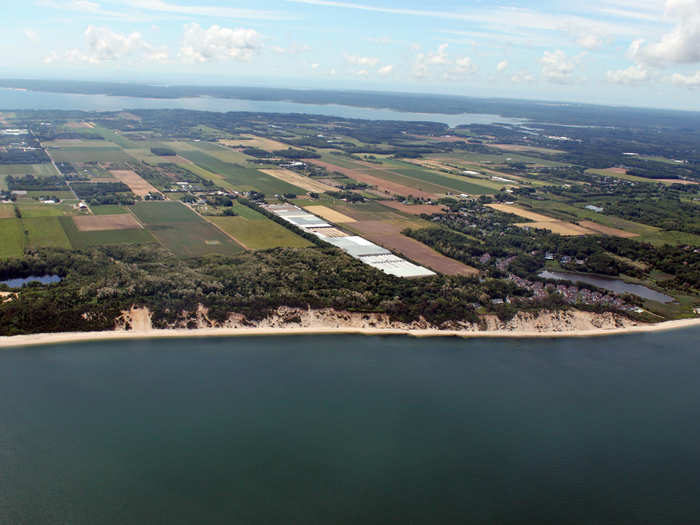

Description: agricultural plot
[577,221,639,238]
[378,201,446,215]
[309,159,437,199]
[209,203,311,250]
[0,218,24,258]
[15,202,73,218]
[487,203,595,236]
[48,146,131,163]
[220,135,291,152]
[0,204,15,218]
[59,216,156,249]
[73,214,142,232]
[349,221,479,276]
[91,205,129,215]
[22,217,71,249]
[131,201,244,256]
[259,169,336,193]
[109,170,158,197]
[304,205,356,223]
[0,163,58,177]
[178,150,304,195]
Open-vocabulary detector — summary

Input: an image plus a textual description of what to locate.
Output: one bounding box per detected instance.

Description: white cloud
[377,64,393,75]
[355,69,369,77]
[311,63,320,69]
[427,43,449,65]
[540,49,579,84]
[576,33,604,50]
[629,0,700,65]
[121,0,288,20]
[344,54,380,67]
[24,29,39,42]
[413,43,450,79]
[511,71,536,83]
[606,64,652,84]
[454,56,477,74]
[671,70,700,87]
[180,23,261,63]
[44,25,167,64]
[496,60,508,72]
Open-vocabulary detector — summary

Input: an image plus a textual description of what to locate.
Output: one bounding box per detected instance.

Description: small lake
[0,88,526,128]
[0,274,61,288]
[539,270,674,303]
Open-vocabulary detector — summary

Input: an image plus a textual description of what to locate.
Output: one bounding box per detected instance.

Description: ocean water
[1,330,700,524]
[0,88,525,128]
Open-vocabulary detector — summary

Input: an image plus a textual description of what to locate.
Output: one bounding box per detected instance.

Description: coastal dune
[2,307,699,349]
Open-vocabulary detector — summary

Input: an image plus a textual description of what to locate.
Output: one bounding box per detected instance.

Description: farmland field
[208,203,311,250]
[59,216,156,249]
[15,202,74,218]
[91,205,129,215]
[0,218,24,258]
[22,217,71,249]
[0,163,58,177]
[0,204,15,218]
[131,201,245,256]
[177,150,304,195]
[47,146,131,163]
[73,214,142,232]
[349,221,479,276]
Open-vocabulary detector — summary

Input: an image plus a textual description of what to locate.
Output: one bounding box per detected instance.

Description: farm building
[263,203,435,278]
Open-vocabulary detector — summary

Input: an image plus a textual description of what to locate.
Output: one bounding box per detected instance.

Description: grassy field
[0,218,24,258]
[59,216,156,249]
[516,198,659,236]
[178,150,304,195]
[131,201,245,256]
[91,205,129,215]
[637,230,700,247]
[15,202,75,218]
[48,146,132,163]
[0,163,59,177]
[208,203,312,250]
[22,217,72,249]
[0,204,15,218]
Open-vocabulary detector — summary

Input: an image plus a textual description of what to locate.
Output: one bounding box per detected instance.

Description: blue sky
[2,0,700,110]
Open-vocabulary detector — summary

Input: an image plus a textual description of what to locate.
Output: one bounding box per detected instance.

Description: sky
[2,0,700,110]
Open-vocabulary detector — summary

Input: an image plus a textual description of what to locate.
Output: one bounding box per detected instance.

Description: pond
[0,274,62,288]
[539,271,674,303]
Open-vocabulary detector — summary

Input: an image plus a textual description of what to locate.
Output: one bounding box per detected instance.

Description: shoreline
[2,318,700,349]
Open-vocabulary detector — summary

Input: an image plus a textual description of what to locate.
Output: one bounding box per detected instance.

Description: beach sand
[2,318,700,349]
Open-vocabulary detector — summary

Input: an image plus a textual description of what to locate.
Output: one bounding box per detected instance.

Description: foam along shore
[2,318,700,349]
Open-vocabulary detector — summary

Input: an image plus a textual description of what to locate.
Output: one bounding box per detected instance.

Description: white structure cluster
[264,204,435,278]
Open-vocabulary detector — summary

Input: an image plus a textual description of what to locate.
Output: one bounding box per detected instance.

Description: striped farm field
[131,201,244,256]
[22,217,71,249]
[59,216,156,249]
[0,218,24,258]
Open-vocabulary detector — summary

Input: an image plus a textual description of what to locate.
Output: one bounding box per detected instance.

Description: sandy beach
[2,318,700,349]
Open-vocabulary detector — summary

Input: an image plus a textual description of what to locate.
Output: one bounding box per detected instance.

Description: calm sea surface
[0,88,525,127]
[1,331,700,524]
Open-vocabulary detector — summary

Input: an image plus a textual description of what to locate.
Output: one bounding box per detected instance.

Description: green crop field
[132,201,245,256]
[48,146,131,163]
[59,216,156,249]
[131,201,200,224]
[15,202,74,218]
[22,217,71,249]
[208,203,312,250]
[178,150,304,195]
[91,205,129,215]
[0,218,25,258]
[391,167,496,194]
[0,163,59,177]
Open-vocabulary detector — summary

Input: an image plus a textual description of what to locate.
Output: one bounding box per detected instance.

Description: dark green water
[1,331,700,524]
